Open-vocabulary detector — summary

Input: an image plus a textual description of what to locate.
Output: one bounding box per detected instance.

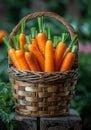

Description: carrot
[31,27,38,48]
[54,33,69,71]
[19,20,26,51]
[26,35,32,50]
[13,35,30,70]
[0,30,8,44]
[16,49,30,70]
[24,46,40,71]
[45,27,54,72]
[36,17,47,56]
[28,43,45,72]
[3,36,21,69]
[61,34,78,63]
[64,34,78,55]
[60,45,77,72]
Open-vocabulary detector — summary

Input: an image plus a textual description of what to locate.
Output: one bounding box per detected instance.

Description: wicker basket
[9,12,78,117]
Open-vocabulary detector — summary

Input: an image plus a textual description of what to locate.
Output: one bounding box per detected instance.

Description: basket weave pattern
[9,12,78,117]
[10,68,78,117]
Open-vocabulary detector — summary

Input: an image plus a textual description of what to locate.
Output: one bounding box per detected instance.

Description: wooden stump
[40,109,82,130]
[15,116,37,130]
[15,109,82,130]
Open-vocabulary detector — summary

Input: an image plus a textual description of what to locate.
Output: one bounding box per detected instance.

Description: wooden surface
[15,109,82,130]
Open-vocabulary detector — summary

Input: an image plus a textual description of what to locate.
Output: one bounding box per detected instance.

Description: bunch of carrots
[3,17,78,73]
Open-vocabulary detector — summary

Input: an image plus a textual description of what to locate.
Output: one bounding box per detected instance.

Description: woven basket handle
[9,12,77,44]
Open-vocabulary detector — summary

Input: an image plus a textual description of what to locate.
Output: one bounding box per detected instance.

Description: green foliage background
[0,0,91,130]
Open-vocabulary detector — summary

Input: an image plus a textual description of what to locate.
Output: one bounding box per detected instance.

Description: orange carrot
[0,30,7,44]
[45,27,54,72]
[64,34,78,55]
[31,27,38,48]
[26,28,44,71]
[28,43,44,72]
[19,20,26,51]
[24,46,40,71]
[61,34,78,64]
[60,45,77,72]
[3,36,21,69]
[36,17,47,56]
[54,33,69,71]
[15,50,30,70]
[13,35,30,70]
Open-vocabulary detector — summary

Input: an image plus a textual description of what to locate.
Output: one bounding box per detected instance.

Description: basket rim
[9,66,78,83]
